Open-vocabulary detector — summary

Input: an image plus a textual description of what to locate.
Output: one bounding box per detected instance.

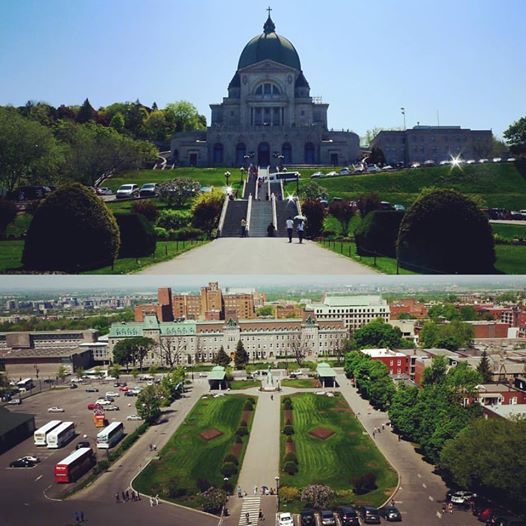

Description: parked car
[105,392,120,398]
[76,441,90,450]
[479,158,489,163]
[10,185,52,201]
[380,505,402,521]
[486,515,526,526]
[300,509,316,525]
[105,405,120,411]
[114,382,127,387]
[7,398,22,405]
[139,183,159,197]
[326,171,338,177]
[87,403,103,410]
[320,510,336,526]
[310,172,324,178]
[358,506,381,524]
[466,159,476,164]
[96,187,113,195]
[393,204,406,212]
[95,399,112,406]
[116,184,139,199]
[424,160,436,167]
[20,455,39,463]
[124,390,137,397]
[339,167,351,175]
[48,406,65,413]
[450,490,477,507]
[85,387,99,393]
[336,506,360,525]
[410,162,421,168]
[126,414,142,421]
[70,383,78,389]
[278,512,294,526]
[382,165,394,171]
[439,160,451,166]
[507,157,516,162]
[367,164,381,173]
[493,157,502,163]
[9,457,36,468]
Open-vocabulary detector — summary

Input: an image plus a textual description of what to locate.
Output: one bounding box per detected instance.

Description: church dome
[238,15,301,71]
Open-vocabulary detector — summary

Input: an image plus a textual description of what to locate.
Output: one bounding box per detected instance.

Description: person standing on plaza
[286,217,294,243]
[241,218,247,237]
[297,220,304,244]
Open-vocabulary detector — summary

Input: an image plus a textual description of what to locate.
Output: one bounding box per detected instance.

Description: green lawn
[228,380,261,390]
[492,223,526,240]
[0,240,23,272]
[133,394,256,509]
[495,245,526,274]
[280,379,319,389]
[279,393,397,513]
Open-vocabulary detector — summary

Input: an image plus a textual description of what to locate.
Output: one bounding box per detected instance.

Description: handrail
[271,193,278,230]
[242,178,247,199]
[255,174,259,200]
[280,179,284,200]
[217,194,230,237]
[246,193,253,235]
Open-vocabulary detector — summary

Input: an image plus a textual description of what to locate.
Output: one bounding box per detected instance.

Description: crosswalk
[238,496,261,525]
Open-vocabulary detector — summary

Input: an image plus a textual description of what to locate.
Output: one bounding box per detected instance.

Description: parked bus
[16,378,34,391]
[265,171,300,183]
[46,421,75,449]
[54,447,95,483]
[34,420,62,446]
[96,421,124,449]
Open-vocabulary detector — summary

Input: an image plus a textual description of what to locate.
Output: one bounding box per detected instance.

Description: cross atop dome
[263,6,276,34]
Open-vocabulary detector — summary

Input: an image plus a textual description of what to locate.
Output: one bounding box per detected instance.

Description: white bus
[17,378,34,391]
[266,171,300,183]
[96,421,124,449]
[34,420,62,446]
[46,421,75,449]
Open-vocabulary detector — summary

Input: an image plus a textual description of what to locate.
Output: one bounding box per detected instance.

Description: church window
[255,83,280,97]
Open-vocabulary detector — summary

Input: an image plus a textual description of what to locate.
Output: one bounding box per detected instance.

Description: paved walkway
[139,238,376,275]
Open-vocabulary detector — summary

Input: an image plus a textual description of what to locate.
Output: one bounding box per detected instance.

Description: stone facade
[171,14,360,168]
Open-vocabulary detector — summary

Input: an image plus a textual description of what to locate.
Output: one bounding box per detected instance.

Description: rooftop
[484,404,526,419]
[361,348,406,358]
[315,295,387,307]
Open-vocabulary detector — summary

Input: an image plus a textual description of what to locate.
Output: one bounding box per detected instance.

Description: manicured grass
[4,213,32,239]
[0,240,23,272]
[83,240,209,274]
[133,394,256,509]
[279,393,397,513]
[228,380,261,390]
[495,245,526,274]
[492,223,526,240]
[280,379,319,389]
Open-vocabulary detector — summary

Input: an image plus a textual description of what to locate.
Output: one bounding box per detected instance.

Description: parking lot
[1,376,145,500]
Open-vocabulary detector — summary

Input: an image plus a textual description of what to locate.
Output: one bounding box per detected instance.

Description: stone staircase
[275,199,299,237]
[249,200,273,237]
[220,200,248,237]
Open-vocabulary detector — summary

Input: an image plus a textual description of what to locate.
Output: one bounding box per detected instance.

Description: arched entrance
[282,143,292,164]
[305,142,315,164]
[236,143,247,167]
[258,142,270,167]
[213,143,224,165]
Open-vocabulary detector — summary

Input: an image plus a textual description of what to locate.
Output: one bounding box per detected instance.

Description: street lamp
[224,171,231,187]
[400,107,406,131]
[239,166,245,184]
[275,476,280,492]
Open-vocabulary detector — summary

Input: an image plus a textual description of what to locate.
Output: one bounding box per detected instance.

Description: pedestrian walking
[266,222,275,237]
[442,503,447,514]
[259,509,265,520]
[155,494,159,506]
[150,497,154,507]
[122,491,126,502]
[382,424,385,431]
[372,430,376,438]
[115,493,120,503]
[297,220,304,244]
[74,512,80,523]
[135,491,140,501]
[448,502,453,514]
[270,394,274,401]
[237,485,242,497]
[240,218,247,237]
[286,217,294,243]
[254,485,258,495]
[149,443,152,451]
[80,511,85,522]
[246,511,250,523]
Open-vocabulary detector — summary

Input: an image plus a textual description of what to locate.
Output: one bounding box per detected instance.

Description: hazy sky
[0,0,524,138]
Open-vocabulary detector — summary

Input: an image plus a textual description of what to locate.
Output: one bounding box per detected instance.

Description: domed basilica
[171,11,360,168]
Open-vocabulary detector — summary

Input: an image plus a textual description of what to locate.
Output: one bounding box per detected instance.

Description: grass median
[279,393,397,513]
[133,394,256,510]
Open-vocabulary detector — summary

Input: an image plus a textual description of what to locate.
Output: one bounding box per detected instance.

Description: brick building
[360,348,409,376]
[389,299,428,320]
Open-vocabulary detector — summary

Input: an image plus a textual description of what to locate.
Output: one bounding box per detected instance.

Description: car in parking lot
[450,490,477,507]
[96,186,113,196]
[87,403,103,410]
[116,184,139,199]
[326,171,338,177]
[336,506,360,525]
[379,505,402,521]
[105,405,120,411]
[85,386,99,393]
[493,157,502,163]
[105,391,120,398]
[278,512,294,526]
[367,164,381,173]
[76,441,91,450]
[20,455,39,463]
[310,172,324,178]
[486,515,526,526]
[48,406,65,413]
[299,509,316,525]
[339,167,351,175]
[7,398,22,405]
[320,510,336,525]
[139,183,159,197]
[357,506,381,524]
[126,414,142,421]
[95,399,112,406]
[10,457,37,468]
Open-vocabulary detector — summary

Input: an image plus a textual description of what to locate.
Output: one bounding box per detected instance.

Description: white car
[381,165,394,171]
[126,414,143,421]
[493,157,502,163]
[47,406,65,413]
[339,167,351,175]
[439,160,450,166]
[466,159,476,164]
[507,157,516,162]
[116,184,139,199]
[310,171,324,178]
[95,399,112,406]
[20,455,39,463]
[410,162,421,168]
[278,512,294,526]
[367,164,381,173]
[479,158,489,163]
[326,171,338,177]
[450,490,476,505]
[105,392,120,398]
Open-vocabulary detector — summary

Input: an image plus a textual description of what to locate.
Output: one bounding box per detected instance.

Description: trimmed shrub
[158,178,200,207]
[131,200,159,222]
[279,486,300,503]
[93,459,109,475]
[357,192,381,218]
[221,462,237,477]
[397,189,496,273]
[284,452,298,464]
[235,435,243,444]
[328,199,355,236]
[224,454,239,466]
[0,198,17,237]
[222,481,234,494]
[201,487,227,514]
[302,199,326,238]
[244,400,254,411]
[355,210,405,257]
[197,478,212,492]
[239,420,248,428]
[154,226,169,240]
[352,472,377,494]
[283,425,294,436]
[22,183,119,272]
[284,461,298,475]
[172,226,206,241]
[283,398,293,410]
[236,427,248,437]
[157,209,191,230]
[191,190,224,238]
[114,213,156,258]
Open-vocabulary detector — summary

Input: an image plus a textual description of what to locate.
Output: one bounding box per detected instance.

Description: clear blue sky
[0,0,524,138]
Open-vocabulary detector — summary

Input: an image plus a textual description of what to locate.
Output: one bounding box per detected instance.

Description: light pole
[400,107,406,131]
[275,475,280,492]
[239,166,245,184]
[224,171,231,187]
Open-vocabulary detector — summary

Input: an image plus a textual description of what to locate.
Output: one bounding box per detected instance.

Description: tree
[201,487,227,514]
[234,340,249,369]
[476,350,492,383]
[369,145,386,165]
[158,335,187,369]
[397,189,496,274]
[362,127,383,147]
[158,178,200,208]
[165,101,206,132]
[109,112,125,132]
[76,98,97,124]
[22,183,120,272]
[301,199,326,238]
[446,362,482,396]
[353,319,403,349]
[113,337,156,371]
[504,116,526,147]
[136,384,161,423]
[300,484,335,509]
[299,181,327,201]
[215,346,231,367]
[354,210,404,258]
[419,320,473,350]
[356,193,381,218]
[191,189,224,238]
[422,356,448,386]
[75,367,84,380]
[490,136,509,158]
[108,364,120,379]
[57,365,67,382]
[328,199,355,236]
[0,107,63,191]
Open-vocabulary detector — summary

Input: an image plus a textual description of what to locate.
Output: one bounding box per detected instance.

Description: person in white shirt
[286,217,294,243]
[297,220,305,244]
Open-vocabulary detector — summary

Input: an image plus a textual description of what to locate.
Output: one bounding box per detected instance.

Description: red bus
[54,447,95,483]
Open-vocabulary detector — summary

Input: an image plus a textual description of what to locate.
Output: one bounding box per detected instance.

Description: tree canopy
[353,318,405,349]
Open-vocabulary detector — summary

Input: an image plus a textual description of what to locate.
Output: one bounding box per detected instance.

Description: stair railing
[255,174,259,200]
[271,193,278,231]
[246,193,253,236]
[217,194,230,237]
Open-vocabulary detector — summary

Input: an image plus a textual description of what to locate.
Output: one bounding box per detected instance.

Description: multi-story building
[107,314,346,366]
[372,125,493,165]
[360,348,410,376]
[389,299,428,320]
[307,295,389,332]
[0,329,99,351]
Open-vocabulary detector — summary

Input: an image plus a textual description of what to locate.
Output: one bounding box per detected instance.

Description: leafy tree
[299,181,327,201]
[165,101,206,132]
[420,320,473,350]
[356,192,381,218]
[158,178,200,208]
[234,340,249,370]
[57,365,67,382]
[328,199,355,236]
[201,487,227,514]
[397,189,496,274]
[76,98,97,124]
[108,364,120,379]
[0,199,17,237]
[422,356,448,386]
[354,210,404,258]
[503,116,526,147]
[476,350,492,383]
[445,362,482,396]
[131,368,139,379]
[75,367,84,380]
[256,306,274,317]
[113,337,156,371]
[369,145,386,165]
[22,183,120,272]
[191,188,224,238]
[109,112,125,132]
[353,319,403,349]
[215,346,231,367]
[94,366,104,379]
[144,110,170,143]
[131,200,159,223]
[300,484,335,509]
[362,127,383,147]
[301,199,325,238]
[136,384,161,423]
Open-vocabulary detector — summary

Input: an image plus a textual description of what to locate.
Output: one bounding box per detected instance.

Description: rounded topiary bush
[355,210,405,258]
[224,454,238,466]
[22,183,119,272]
[397,189,496,274]
[284,452,298,463]
[283,425,294,436]
[284,461,298,475]
[221,462,237,477]
[114,213,156,258]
